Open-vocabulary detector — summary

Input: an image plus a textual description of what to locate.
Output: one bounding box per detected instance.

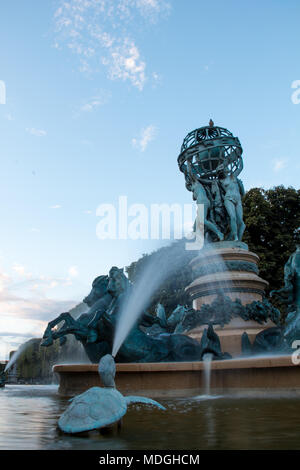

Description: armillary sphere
[178,123,243,184]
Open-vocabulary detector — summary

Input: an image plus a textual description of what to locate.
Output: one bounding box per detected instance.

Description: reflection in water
[205,404,216,447]
[1,385,300,449]
[203,353,213,396]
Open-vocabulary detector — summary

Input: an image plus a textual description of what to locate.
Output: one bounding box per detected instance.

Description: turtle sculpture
[58,354,166,434]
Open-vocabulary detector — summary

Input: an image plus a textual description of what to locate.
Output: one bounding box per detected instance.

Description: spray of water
[112,241,194,357]
[195,244,232,292]
[112,239,231,358]
[203,352,213,396]
[4,342,29,372]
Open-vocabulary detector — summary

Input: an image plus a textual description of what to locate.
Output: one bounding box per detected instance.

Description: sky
[0,0,299,359]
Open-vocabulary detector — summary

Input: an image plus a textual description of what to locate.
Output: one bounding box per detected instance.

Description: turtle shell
[58,387,127,434]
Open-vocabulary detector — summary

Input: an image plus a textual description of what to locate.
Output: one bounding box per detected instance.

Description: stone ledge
[53,355,295,373]
[53,356,300,397]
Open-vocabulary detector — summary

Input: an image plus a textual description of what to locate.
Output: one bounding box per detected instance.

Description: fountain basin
[54,355,300,398]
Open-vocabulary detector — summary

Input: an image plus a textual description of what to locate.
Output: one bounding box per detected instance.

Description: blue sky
[0,0,299,359]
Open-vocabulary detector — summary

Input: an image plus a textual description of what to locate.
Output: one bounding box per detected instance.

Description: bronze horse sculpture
[41,267,202,363]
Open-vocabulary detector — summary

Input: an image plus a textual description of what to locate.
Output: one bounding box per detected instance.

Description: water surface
[1,385,300,450]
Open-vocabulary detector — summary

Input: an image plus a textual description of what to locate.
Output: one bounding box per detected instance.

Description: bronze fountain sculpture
[42,121,297,365]
[178,120,246,243]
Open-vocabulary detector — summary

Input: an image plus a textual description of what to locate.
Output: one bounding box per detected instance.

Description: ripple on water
[2,386,300,449]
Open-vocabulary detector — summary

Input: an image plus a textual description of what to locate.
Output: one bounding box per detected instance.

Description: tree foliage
[243,185,300,293]
[14,333,88,382]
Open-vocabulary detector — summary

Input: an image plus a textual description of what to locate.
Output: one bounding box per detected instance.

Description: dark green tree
[243,185,300,293]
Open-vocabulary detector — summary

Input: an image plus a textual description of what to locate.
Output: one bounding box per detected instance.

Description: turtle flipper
[125,396,166,411]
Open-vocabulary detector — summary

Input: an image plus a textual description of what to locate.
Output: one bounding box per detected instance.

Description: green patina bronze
[58,354,165,434]
[271,245,300,341]
[178,121,246,243]
[241,328,290,356]
[41,267,205,363]
[198,323,231,360]
[174,293,281,332]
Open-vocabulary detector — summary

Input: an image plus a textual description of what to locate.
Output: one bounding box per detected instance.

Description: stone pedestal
[185,241,275,356]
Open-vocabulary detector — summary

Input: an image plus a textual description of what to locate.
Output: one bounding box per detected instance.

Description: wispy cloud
[0,272,10,294]
[53,0,170,90]
[68,266,79,278]
[0,331,35,338]
[0,275,77,358]
[75,90,111,116]
[50,204,61,209]
[26,127,47,137]
[81,96,107,112]
[273,158,288,172]
[12,264,32,278]
[0,293,74,323]
[135,0,171,20]
[8,263,76,293]
[132,124,156,151]
[101,38,146,90]
[0,294,76,358]
[152,71,162,86]
[0,263,84,358]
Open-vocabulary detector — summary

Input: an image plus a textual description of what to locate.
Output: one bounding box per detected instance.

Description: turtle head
[98,354,116,388]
